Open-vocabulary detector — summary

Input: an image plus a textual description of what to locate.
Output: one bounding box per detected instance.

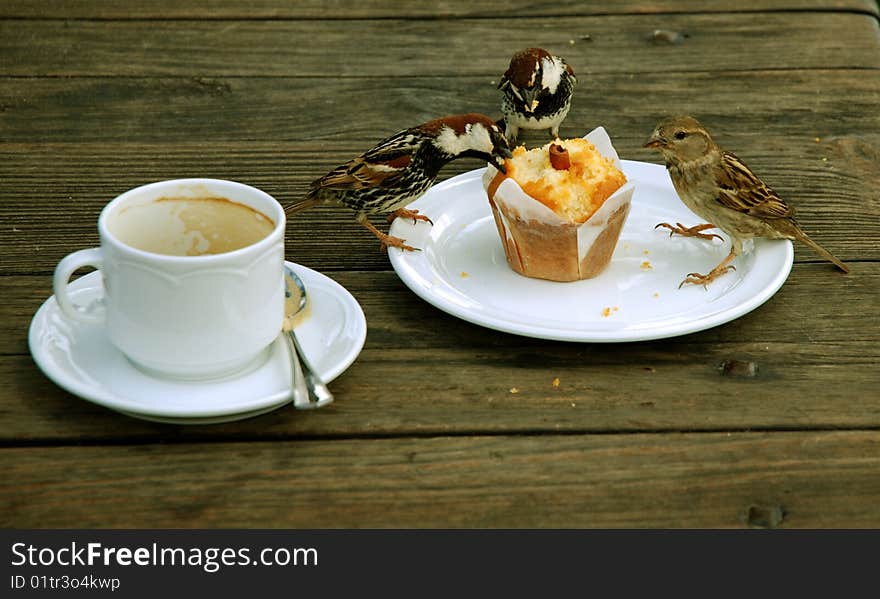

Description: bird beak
[493,150,511,174]
[520,89,538,113]
[644,133,666,149]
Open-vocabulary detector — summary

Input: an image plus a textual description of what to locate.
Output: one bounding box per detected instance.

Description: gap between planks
[4,425,880,451]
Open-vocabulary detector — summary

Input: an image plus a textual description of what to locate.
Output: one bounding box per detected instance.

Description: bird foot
[655,222,723,242]
[376,232,420,253]
[388,208,433,226]
[678,264,737,289]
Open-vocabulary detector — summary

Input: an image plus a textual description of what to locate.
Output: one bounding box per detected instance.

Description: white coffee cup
[53,179,286,380]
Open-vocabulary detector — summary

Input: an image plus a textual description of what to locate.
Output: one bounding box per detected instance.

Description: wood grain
[2,1,880,529]
[1,68,878,273]
[4,71,880,144]
[3,265,877,443]
[1,144,875,275]
[3,0,877,19]
[3,431,880,527]
[2,13,879,78]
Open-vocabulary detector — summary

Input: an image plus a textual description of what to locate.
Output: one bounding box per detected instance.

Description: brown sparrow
[498,48,577,142]
[287,114,511,251]
[644,116,849,287]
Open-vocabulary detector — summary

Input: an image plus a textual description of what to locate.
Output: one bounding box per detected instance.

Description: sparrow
[644,115,849,287]
[498,48,577,142]
[287,114,512,251]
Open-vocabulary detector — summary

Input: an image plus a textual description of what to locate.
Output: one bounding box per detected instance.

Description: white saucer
[28,262,367,424]
[389,162,794,342]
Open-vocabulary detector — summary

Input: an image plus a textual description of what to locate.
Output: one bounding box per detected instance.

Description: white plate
[28,262,366,423]
[388,161,793,342]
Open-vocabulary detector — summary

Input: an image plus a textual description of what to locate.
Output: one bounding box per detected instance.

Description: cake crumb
[601,307,612,317]
[613,306,619,312]
[814,137,820,143]
[642,249,649,255]
[460,271,469,278]
[552,377,560,388]
[509,387,519,394]
[640,260,653,270]
[653,292,660,298]
[570,402,576,407]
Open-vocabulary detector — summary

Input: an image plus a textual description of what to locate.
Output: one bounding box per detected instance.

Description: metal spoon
[283,266,334,409]
[282,274,310,409]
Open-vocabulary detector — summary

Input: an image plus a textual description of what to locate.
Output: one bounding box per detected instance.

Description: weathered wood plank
[3,0,877,19]
[3,431,880,527]
[3,71,880,144]
[2,264,877,442]
[1,13,878,77]
[6,266,877,356]
[0,185,872,272]
[2,135,876,273]
[2,70,878,271]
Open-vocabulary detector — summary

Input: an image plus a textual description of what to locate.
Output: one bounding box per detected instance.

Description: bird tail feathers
[797,231,849,273]
[283,194,321,215]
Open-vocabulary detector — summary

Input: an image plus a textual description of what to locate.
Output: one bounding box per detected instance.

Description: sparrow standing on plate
[498,48,577,142]
[644,115,849,287]
[287,114,511,251]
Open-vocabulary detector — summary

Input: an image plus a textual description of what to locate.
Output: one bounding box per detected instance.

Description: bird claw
[379,234,420,253]
[388,208,433,226]
[678,265,736,289]
[655,222,723,242]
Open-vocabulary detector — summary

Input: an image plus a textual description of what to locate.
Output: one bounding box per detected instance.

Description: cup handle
[53,248,106,324]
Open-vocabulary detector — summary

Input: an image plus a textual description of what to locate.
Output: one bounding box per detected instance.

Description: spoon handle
[285,333,312,409]
[290,330,334,408]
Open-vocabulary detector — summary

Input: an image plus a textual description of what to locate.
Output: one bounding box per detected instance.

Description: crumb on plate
[640,260,652,270]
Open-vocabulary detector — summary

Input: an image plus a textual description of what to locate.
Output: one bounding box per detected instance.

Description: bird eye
[674,131,686,140]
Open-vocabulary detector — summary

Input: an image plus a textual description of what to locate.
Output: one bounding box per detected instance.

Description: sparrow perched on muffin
[644,115,849,287]
[498,48,577,142]
[287,114,511,251]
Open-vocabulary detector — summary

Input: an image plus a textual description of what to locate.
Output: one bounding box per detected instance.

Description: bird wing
[313,157,406,190]
[713,151,795,219]
[566,62,577,85]
[310,130,421,192]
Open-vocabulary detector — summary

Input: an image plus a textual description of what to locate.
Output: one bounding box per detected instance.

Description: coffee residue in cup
[110,196,275,256]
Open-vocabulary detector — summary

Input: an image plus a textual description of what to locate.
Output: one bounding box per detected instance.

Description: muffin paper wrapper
[483,126,635,280]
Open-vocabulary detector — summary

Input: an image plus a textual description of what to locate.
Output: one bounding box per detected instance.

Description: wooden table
[2,1,879,528]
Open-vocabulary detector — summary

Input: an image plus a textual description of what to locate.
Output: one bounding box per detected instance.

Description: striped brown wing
[314,156,407,191]
[311,128,421,192]
[714,151,795,219]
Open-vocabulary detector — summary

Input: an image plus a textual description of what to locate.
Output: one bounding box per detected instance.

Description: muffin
[482,127,635,282]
